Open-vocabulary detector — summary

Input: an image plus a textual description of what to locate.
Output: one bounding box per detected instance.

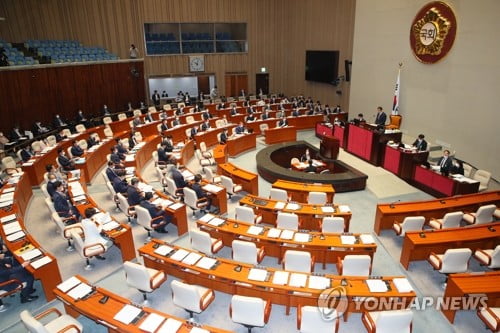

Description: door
[197,75,210,99]
[225,73,248,98]
[256,73,269,95]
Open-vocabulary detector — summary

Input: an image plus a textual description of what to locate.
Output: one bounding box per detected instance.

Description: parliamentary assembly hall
[0,1,499,332]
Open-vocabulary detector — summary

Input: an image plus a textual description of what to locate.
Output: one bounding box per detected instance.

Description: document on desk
[1,214,16,223]
[154,245,174,256]
[247,225,264,235]
[321,206,335,213]
[182,252,202,265]
[67,282,93,300]
[289,273,307,288]
[0,192,14,202]
[393,278,414,293]
[113,304,142,325]
[101,221,120,231]
[202,184,223,193]
[153,198,173,208]
[6,230,25,242]
[280,229,294,240]
[366,279,388,293]
[274,201,286,210]
[190,327,210,333]
[360,234,375,244]
[69,183,85,197]
[208,217,225,226]
[169,203,184,210]
[158,318,182,333]
[57,276,82,293]
[1,187,15,193]
[94,212,112,225]
[294,233,310,242]
[272,271,289,285]
[139,313,166,333]
[285,203,300,210]
[308,275,331,290]
[196,257,217,270]
[170,249,190,261]
[0,200,13,208]
[3,221,22,235]
[338,205,351,213]
[20,248,42,261]
[340,235,356,245]
[181,170,195,180]
[267,228,281,238]
[248,268,268,282]
[199,213,215,222]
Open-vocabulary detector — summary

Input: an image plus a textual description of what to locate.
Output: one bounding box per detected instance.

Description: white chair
[463,204,496,225]
[337,255,371,276]
[232,240,265,265]
[183,187,209,216]
[46,135,57,147]
[135,205,167,241]
[230,295,271,332]
[283,250,314,273]
[171,280,215,319]
[474,245,500,269]
[428,211,463,230]
[428,248,472,275]
[235,206,262,224]
[203,167,221,183]
[199,141,212,158]
[105,181,120,210]
[117,113,127,121]
[276,212,299,231]
[134,131,143,143]
[103,126,113,138]
[220,175,243,199]
[70,229,109,271]
[133,109,142,117]
[259,123,269,133]
[463,163,473,178]
[177,102,185,108]
[1,156,21,175]
[45,197,57,215]
[195,149,215,167]
[297,305,339,333]
[20,308,83,333]
[75,124,86,133]
[322,216,345,233]
[165,176,183,199]
[117,193,136,222]
[185,115,195,124]
[473,169,491,191]
[51,212,82,252]
[269,188,288,201]
[163,104,172,111]
[190,229,223,255]
[102,116,112,125]
[477,306,500,332]
[362,309,413,333]
[307,191,327,205]
[31,141,42,153]
[78,139,87,151]
[291,157,300,165]
[40,183,50,198]
[61,129,71,137]
[393,216,425,235]
[124,261,166,304]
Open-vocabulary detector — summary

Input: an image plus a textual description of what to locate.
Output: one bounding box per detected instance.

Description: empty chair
[232,239,265,265]
[75,124,86,133]
[71,229,110,270]
[203,167,221,183]
[135,205,167,241]
[199,141,212,158]
[428,211,463,230]
[45,197,57,215]
[20,308,83,333]
[283,250,314,273]
[462,163,473,178]
[230,295,271,333]
[31,141,42,153]
[220,175,243,198]
[163,104,172,111]
[259,123,269,133]
[393,216,425,235]
[473,169,491,191]
[51,212,82,252]
[103,126,113,138]
[195,149,215,167]
[123,261,166,304]
[290,157,300,165]
[322,216,345,233]
[1,156,21,175]
[463,204,496,225]
[78,139,88,151]
[0,279,23,312]
[46,135,57,147]
[133,109,142,117]
[297,305,339,333]
[183,187,208,216]
[235,206,262,224]
[117,113,127,120]
[61,128,71,137]
[474,245,500,269]
[362,309,413,333]
[105,181,120,210]
[276,212,299,231]
[269,188,288,201]
[190,229,223,255]
[337,255,371,276]
[171,280,215,319]
[185,115,195,124]
[477,306,500,332]
[117,193,135,222]
[428,248,472,276]
[307,191,327,205]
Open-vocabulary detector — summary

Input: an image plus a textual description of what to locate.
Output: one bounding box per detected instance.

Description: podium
[319,134,340,160]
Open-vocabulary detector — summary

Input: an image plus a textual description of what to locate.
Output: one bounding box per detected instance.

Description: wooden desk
[197,217,376,268]
[217,162,259,195]
[442,272,500,323]
[54,275,230,333]
[212,144,227,165]
[412,165,480,198]
[315,122,333,137]
[374,190,500,234]
[287,115,324,130]
[226,133,257,156]
[240,194,351,231]
[383,145,428,180]
[195,125,236,147]
[333,124,348,149]
[265,126,297,144]
[272,179,335,203]
[400,223,500,269]
[79,137,118,184]
[246,118,279,135]
[139,240,414,319]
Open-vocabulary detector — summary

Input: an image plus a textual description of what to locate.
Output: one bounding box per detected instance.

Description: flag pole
[392,62,403,115]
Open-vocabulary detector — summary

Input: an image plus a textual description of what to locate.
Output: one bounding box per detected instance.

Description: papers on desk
[267,228,281,238]
[0,192,14,202]
[308,275,331,290]
[1,214,16,223]
[294,233,310,243]
[74,158,86,165]
[154,245,174,256]
[274,201,286,210]
[0,200,13,208]
[69,182,85,197]
[272,271,289,285]
[190,327,209,333]
[22,162,34,166]
[3,221,22,235]
[208,217,225,227]
[94,212,112,225]
[360,234,375,244]
[153,198,174,208]
[6,230,25,242]
[451,174,479,184]
[202,184,224,193]
[138,183,154,193]
[124,154,135,162]
[321,206,335,213]
[430,165,440,172]
[114,304,142,325]
[125,167,135,175]
[67,282,93,300]
[158,318,182,333]
[196,257,217,270]
[248,268,268,282]
[338,205,350,213]
[20,248,42,261]
[393,278,414,293]
[199,213,215,222]
[340,235,356,245]
[181,170,195,181]
[139,313,166,333]
[182,252,202,265]
[285,203,300,210]
[72,194,87,203]
[169,203,184,210]
[289,273,307,288]
[247,225,264,235]
[366,279,388,293]
[1,187,15,194]
[30,256,52,269]
[312,160,323,167]
[57,276,82,293]
[101,221,120,231]
[170,249,190,261]
[280,229,294,240]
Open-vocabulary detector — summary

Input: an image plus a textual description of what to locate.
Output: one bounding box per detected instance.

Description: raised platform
[256,141,367,192]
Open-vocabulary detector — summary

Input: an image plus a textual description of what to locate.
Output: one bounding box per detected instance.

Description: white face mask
[50,179,57,183]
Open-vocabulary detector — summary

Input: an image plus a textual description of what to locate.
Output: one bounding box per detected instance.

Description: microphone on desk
[389,199,401,209]
[439,200,446,204]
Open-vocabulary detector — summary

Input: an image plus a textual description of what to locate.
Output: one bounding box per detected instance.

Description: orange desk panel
[217,162,259,195]
[272,179,335,203]
[265,126,297,144]
[226,133,257,156]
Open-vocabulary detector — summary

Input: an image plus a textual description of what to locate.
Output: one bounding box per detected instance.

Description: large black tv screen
[305,50,339,84]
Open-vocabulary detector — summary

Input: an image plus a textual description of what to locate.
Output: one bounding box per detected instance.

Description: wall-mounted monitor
[305,50,339,84]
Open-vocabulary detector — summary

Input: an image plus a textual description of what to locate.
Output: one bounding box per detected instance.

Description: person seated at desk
[33,121,50,136]
[53,114,67,128]
[190,174,214,213]
[171,166,187,189]
[115,139,128,157]
[87,134,100,148]
[291,108,301,117]
[162,135,175,152]
[160,119,169,132]
[234,122,246,135]
[351,113,366,125]
[436,150,453,175]
[261,111,271,120]
[192,104,201,113]
[190,126,198,139]
[300,148,312,162]
[230,106,239,116]
[450,159,464,175]
[0,237,38,303]
[128,131,139,149]
[157,141,174,165]
[201,120,211,131]
[76,109,91,128]
[132,115,143,128]
[304,159,317,173]
[57,148,75,172]
[112,173,129,195]
[81,208,112,260]
[217,102,226,110]
[20,146,34,162]
[55,128,68,142]
[246,113,256,122]
[10,126,27,142]
[278,116,288,128]
[109,146,125,166]
[375,106,387,126]
[412,134,428,152]
[158,111,168,120]
[102,104,111,116]
[145,110,154,123]
[201,110,212,120]
[220,128,229,144]
[246,106,254,115]
[70,140,84,157]
[140,192,171,233]
[127,178,144,206]
[333,104,342,113]
[0,131,12,151]
[105,161,121,182]
[52,181,80,224]
[171,116,181,127]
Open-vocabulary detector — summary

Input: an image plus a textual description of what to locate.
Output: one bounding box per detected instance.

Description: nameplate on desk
[169,203,184,210]
[0,214,16,223]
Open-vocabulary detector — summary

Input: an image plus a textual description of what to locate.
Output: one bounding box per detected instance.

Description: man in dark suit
[10,126,27,142]
[190,174,212,211]
[87,134,99,148]
[437,150,453,175]
[52,181,79,224]
[230,107,239,116]
[190,126,198,139]
[115,139,128,158]
[171,166,187,189]
[261,111,270,120]
[412,134,428,151]
[152,90,161,107]
[332,105,342,113]
[201,110,212,120]
[291,108,301,117]
[201,120,211,131]
[375,106,387,126]
[162,136,174,152]
[139,192,170,233]
[20,146,33,162]
[219,129,229,144]
[234,122,246,135]
[70,140,84,157]
[102,104,111,116]
[57,149,74,171]
[46,174,58,197]
[246,114,256,122]
[160,119,169,132]
[171,116,181,127]
[53,114,67,128]
[157,142,172,164]
[304,159,317,173]
[278,116,288,128]
[112,174,128,194]
[132,115,143,128]
[33,121,49,136]
[127,178,144,206]
[109,147,123,165]
[105,161,120,182]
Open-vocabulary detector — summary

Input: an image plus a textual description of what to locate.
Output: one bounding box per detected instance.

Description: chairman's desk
[55,275,230,333]
[196,217,376,268]
[140,240,415,319]
[412,165,480,198]
[383,145,429,180]
[217,162,259,195]
[272,179,335,203]
[400,222,500,269]
[374,191,500,234]
[265,126,297,144]
[239,194,351,232]
[1,173,62,301]
[442,272,500,323]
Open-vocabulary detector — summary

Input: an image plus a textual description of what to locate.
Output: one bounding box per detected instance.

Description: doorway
[256,73,269,95]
